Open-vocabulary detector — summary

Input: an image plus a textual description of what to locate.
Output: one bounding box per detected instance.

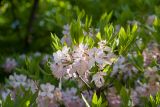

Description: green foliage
[130,52,144,72]
[104,24,115,43]
[99,12,113,35]
[1,88,37,107]
[70,19,84,44]
[16,56,41,80]
[150,92,160,107]
[1,0,160,106]
[83,36,94,48]
[92,92,104,107]
[153,17,160,43]
[120,87,131,107]
[1,0,160,54]
[51,33,62,51]
[15,55,58,85]
[84,15,92,31]
[117,24,138,55]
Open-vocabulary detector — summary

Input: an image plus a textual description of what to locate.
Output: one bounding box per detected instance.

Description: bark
[25,0,39,50]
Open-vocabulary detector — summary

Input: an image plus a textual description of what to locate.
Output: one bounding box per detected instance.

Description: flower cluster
[37,83,88,107]
[50,40,116,88]
[111,56,138,80]
[106,87,121,107]
[37,83,59,107]
[0,73,37,100]
[7,73,38,93]
[0,15,160,107]
[143,43,160,67]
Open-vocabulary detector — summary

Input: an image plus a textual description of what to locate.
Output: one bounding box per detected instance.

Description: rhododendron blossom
[39,83,55,99]
[3,58,17,73]
[92,72,106,88]
[50,41,117,89]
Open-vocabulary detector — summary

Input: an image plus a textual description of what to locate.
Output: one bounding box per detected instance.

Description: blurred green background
[0,0,160,55]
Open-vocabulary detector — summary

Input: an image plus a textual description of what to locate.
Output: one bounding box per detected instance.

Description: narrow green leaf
[96,32,101,40]
[92,92,98,105]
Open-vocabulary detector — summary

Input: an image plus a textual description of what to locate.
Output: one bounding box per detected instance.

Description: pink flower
[92,72,106,88]
[39,83,55,99]
[3,58,17,73]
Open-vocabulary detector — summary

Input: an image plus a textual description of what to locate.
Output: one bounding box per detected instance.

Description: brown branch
[0,0,2,6]
[10,0,20,38]
[25,0,39,50]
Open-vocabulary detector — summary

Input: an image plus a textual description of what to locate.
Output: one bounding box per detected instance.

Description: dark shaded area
[0,0,160,55]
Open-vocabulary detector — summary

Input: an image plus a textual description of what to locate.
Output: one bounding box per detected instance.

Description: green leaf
[92,92,103,107]
[96,32,101,40]
[150,92,160,106]
[70,20,84,44]
[92,92,98,105]
[119,27,127,42]
[2,94,14,107]
[118,25,138,55]
[85,15,92,30]
[120,87,130,107]
[153,17,159,26]
[156,93,160,105]
[51,33,62,51]
[131,24,138,34]
[130,52,144,72]
[97,96,102,106]
[99,12,113,34]
[84,36,94,47]
[104,24,115,43]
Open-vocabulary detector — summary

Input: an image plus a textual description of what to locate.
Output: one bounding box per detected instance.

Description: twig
[25,0,39,50]
[10,0,20,38]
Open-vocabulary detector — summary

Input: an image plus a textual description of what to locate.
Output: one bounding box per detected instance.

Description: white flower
[98,40,111,52]
[53,46,71,63]
[146,15,156,25]
[127,20,141,26]
[1,89,11,100]
[135,84,148,96]
[92,72,106,88]
[111,56,125,76]
[107,87,121,107]
[61,35,72,46]
[19,54,26,60]
[51,46,72,79]
[51,63,71,79]
[62,88,85,107]
[72,43,88,61]
[26,79,38,93]
[72,59,89,76]
[7,73,37,93]
[34,52,41,57]
[111,55,138,79]
[54,88,62,101]
[51,43,116,81]
[88,47,114,69]
[62,24,70,35]
[88,47,104,68]
[8,73,27,88]
[39,83,55,99]
[144,67,160,81]
[70,44,90,78]
[131,90,139,106]
[3,58,17,73]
